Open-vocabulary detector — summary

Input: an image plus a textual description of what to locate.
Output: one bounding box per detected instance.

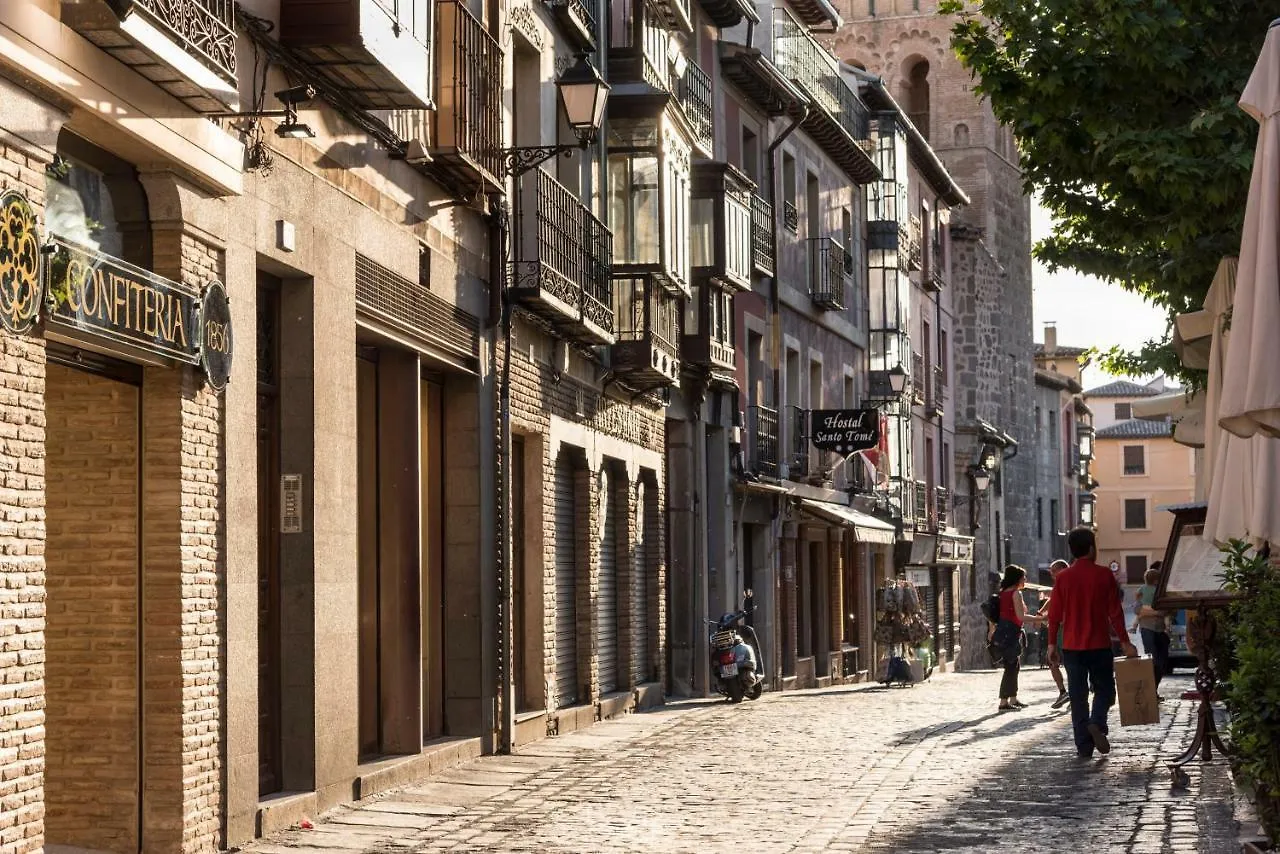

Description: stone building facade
[832,0,1036,668]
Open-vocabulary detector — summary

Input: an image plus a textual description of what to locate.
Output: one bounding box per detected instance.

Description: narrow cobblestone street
[247,669,1238,854]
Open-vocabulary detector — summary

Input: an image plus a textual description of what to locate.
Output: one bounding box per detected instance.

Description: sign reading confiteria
[44,235,201,363]
[809,408,880,453]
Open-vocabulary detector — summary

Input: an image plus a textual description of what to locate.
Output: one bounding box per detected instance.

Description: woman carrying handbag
[994,565,1046,711]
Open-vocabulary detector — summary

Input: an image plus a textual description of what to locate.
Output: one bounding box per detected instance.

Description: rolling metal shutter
[942,570,956,658]
[554,457,578,707]
[597,474,619,693]
[632,482,651,683]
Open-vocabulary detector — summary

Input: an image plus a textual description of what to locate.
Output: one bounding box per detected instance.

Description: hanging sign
[44,234,200,363]
[41,233,232,389]
[809,408,880,453]
[198,280,233,391]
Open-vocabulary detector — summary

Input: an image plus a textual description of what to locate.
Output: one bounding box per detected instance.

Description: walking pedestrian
[1047,528,1138,759]
[1136,564,1171,695]
[995,565,1045,712]
[1034,559,1071,709]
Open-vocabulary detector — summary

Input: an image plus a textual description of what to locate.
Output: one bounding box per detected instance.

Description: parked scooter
[708,590,765,703]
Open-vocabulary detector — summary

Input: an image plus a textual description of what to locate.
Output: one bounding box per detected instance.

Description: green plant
[1222,539,1280,842]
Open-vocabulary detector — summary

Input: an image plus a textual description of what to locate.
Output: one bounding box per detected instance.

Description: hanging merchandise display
[875,579,934,685]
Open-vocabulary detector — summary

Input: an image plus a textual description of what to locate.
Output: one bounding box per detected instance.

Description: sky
[1029,197,1172,391]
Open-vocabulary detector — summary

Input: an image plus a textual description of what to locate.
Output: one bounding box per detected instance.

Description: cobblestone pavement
[247,669,1238,853]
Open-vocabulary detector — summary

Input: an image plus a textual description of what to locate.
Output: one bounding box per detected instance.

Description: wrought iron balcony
[65,0,238,111]
[751,194,775,277]
[544,0,597,51]
[932,364,945,406]
[808,237,847,311]
[773,10,878,184]
[430,0,503,197]
[913,479,930,528]
[911,351,925,404]
[748,405,780,478]
[697,0,759,28]
[510,168,615,346]
[611,274,681,387]
[674,60,714,155]
[789,406,810,480]
[783,200,799,233]
[927,265,945,292]
[906,215,923,271]
[926,363,943,415]
[935,486,951,529]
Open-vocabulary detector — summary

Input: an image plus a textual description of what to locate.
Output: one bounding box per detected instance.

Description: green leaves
[947,0,1272,379]
[1223,540,1280,841]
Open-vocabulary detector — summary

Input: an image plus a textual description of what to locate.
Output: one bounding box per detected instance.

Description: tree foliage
[937,0,1272,378]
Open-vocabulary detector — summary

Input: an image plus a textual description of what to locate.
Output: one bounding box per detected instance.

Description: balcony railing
[433,0,503,190]
[911,351,925,404]
[808,237,847,311]
[544,0,597,51]
[773,10,877,182]
[906,215,923,271]
[748,405,780,477]
[66,0,238,111]
[674,60,714,153]
[935,486,951,529]
[913,479,930,526]
[611,274,681,386]
[789,406,809,480]
[751,194,774,276]
[511,168,614,345]
[139,0,236,83]
[783,200,799,233]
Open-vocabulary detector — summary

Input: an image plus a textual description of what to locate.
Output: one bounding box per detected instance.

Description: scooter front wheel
[747,681,763,701]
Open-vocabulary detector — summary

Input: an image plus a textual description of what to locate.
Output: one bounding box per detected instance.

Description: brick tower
[831,0,1038,668]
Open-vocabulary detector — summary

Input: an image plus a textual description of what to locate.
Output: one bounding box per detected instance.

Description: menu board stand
[1152,503,1239,789]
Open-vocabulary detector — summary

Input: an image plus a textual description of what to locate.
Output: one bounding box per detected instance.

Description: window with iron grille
[1114,402,1132,420]
[1123,498,1147,530]
[1123,445,1146,476]
[1124,555,1148,584]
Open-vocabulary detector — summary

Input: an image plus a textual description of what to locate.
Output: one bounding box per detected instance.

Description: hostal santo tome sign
[809,409,880,454]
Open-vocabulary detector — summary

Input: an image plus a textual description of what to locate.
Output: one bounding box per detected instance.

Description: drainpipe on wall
[766,103,809,416]
[489,195,515,755]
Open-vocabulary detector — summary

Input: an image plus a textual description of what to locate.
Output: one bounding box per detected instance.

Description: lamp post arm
[499,143,585,178]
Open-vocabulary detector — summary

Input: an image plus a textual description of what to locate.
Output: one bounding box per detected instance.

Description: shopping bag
[1114,656,1160,726]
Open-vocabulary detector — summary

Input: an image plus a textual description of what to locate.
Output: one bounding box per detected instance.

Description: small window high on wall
[900,57,931,140]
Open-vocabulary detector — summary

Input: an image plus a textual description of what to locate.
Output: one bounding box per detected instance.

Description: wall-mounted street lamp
[950,463,993,535]
[868,364,909,408]
[212,84,318,139]
[498,53,611,178]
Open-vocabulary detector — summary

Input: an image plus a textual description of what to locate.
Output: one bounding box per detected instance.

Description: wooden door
[256,278,283,794]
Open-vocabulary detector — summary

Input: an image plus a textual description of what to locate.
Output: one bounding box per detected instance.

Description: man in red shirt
[1048,527,1137,758]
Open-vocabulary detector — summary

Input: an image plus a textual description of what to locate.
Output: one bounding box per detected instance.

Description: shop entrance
[44,347,143,853]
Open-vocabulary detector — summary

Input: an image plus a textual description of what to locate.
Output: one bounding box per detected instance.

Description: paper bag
[1115,656,1160,726]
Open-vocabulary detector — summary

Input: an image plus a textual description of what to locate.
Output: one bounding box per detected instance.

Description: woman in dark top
[995,564,1045,711]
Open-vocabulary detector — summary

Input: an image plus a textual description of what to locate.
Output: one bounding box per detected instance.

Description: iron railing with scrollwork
[783,200,799,232]
[674,60,713,152]
[748,405,780,477]
[132,0,237,83]
[911,351,925,404]
[935,486,951,529]
[808,237,846,311]
[751,194,774,276]
[789,406,809,479]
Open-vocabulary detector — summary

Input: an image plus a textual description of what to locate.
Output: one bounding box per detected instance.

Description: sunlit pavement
[246,668,1237,853]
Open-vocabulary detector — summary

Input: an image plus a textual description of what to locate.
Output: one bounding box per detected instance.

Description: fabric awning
[1132,389,1205,448]
[798,499,897,544]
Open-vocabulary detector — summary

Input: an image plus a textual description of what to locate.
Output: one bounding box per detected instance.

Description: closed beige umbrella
[1203,259,1280,546]
[1218,23,1280,439]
